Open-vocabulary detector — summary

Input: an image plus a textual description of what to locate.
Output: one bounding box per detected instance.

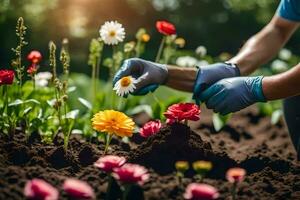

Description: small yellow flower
[141,34,150,42]
[192,161,212,175]
[175,37,185,48]
[92,110,135,137]
[175,161,189,173]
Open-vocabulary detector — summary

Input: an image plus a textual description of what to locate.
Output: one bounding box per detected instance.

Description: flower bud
[62,95,68,102]
[192,161,212,175]
[226,167,246,183]
[175,161,189,173]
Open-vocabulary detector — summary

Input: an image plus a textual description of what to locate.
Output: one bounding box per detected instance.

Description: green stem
[104,134,112,155]
[105,175,113,200]
[231,182,237,200]
[122,185,132,200]
[151,92,161,105]
[3,85,8,113]
[155,36,166,63]
[92,64,96,103]
[135,40,142,58]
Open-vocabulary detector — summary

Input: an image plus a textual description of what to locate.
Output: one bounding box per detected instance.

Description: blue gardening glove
[113,58,168,96]
[198,76,266,115]
[193,63,240,104]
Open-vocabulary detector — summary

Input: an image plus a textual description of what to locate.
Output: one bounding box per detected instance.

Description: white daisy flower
[99,21,126,45]
[113,73,148,97]
[271,59,289,74]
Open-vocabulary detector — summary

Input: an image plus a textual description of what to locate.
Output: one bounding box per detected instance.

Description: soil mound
[130,123,237,178]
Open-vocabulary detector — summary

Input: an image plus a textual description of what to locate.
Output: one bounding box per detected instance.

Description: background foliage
[1,0,299,73]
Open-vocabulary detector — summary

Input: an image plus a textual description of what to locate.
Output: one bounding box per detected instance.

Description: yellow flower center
[120,76,132,87]
[109,31,116,37]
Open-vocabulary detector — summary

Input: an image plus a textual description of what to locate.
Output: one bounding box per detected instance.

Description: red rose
[140,120,162,138]
[156,21,176,36]
[27,64,38,76]
[164,103,200,122]
[27,50,42,64]
[0,70,14,86]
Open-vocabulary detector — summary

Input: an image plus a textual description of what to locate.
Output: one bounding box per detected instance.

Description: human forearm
[165,65,197,92]
[262,63,300,100]
[229,16,299,75]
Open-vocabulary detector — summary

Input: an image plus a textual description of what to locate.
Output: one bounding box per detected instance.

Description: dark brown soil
[0,106,300,200]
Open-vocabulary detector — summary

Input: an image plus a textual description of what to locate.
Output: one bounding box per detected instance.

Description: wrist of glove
[193,62,240,104]
[198,76,266,115]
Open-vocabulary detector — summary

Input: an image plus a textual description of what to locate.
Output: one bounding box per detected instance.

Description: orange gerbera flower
[92,110,135,137]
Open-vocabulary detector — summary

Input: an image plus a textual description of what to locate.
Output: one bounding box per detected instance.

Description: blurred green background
[0,0,299,74]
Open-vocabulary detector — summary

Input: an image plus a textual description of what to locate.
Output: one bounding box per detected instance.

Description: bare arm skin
[165,66,197,92]
[229,15,299,75]
[263,63,300,100]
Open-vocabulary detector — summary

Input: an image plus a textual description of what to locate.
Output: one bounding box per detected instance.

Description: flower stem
[155,36,166,63]
[104,134,112,155]
[106,175,113,200]
[231,182,237,200]
[151,92,161,105]
[122,185,132,200]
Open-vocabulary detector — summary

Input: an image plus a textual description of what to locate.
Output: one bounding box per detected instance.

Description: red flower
[164,103,201,122]
[94,155,126,173]
[183,183,219,200]
[27,50,42,64]
[156,21,176,36]
[63,179,95,199]
[112,163,149,186]
[140,120,162,138]
[27,64,38,76]
[226,167,246,183]
[24,179,59,200]
[0,70,14,86]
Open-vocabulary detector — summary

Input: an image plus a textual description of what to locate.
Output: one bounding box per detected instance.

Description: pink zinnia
[184,183,219,200]
[27,64,38,75]
[27,50,42,64]
[139,120,162,137]
[63,179,95,199]
[226,167,246,183]
[94,155,126,173]
[24,179,59,200]
[112,163,149,186]
[164,103,201,122]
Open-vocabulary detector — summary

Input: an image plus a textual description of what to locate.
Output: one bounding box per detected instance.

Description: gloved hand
[198,76,266,115]
[113,58,168,95]
[193,63,240,104]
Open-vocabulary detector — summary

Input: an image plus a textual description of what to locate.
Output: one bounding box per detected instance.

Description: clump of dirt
[130,123,237,178]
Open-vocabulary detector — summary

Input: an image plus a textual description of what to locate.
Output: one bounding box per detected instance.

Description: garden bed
[1,106,299,200]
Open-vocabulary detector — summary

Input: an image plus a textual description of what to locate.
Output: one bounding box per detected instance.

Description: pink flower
[166,118,176,125]
[112,163,149,186]
[63,179,95,199]
[164,103,201,122]
[226,168,246,183]
[27,64,38,76]
[24,179,59,200]
[139,120,162,137]
[94,155,126,173]
[27,51,42,64]
[184,183,219,200]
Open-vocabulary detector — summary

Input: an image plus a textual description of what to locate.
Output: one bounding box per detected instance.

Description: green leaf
[212,113,232,132]
[128,105,153,118]
[8,99,23,106]
[67,86,77,93]
[271,109,283,125]
[25,99,40,105]
[23,107,33,116]
[64,109,79,119]
[78,97,92,110]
